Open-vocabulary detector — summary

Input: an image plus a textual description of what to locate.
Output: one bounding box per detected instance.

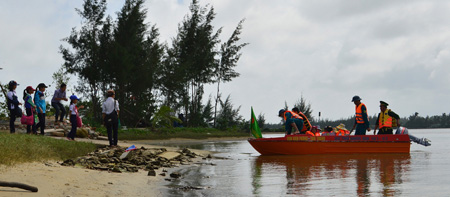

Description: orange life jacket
[379,109,393,128]
[306,131,314,136]
[294,111,312,132]
[283,111,303,121]
[355,103,369,124]
[337,129,349,136]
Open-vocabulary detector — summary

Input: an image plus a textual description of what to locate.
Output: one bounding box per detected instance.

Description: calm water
[144,129,448,196]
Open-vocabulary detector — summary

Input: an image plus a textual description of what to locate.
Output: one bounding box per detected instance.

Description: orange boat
[248,134,411,155]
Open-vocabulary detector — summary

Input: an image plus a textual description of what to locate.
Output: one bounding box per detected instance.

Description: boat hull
[248,134,411,155]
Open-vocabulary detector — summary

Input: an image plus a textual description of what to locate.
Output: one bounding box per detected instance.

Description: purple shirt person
[51,83,68,124]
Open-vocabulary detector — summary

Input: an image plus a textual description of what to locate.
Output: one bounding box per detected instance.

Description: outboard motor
[396,127,431,147]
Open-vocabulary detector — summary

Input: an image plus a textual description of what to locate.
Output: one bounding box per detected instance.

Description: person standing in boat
[349,95,371,135]
[292,107,312,132]
[373,101,400,135]
[278,109,304,135]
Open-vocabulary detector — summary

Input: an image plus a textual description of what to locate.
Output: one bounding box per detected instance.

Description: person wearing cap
[374,101,400,135]
[102,90,120,147]
[292,107,312,132]
[51,83,68,125]
[349,95,371,135]
[6,80,22,133]
[68,95,84,140]
[23,86,37,134]
[278,109,304,135]
[34,83,47,135]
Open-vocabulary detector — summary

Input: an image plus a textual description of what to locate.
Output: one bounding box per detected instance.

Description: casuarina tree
[60,0,109,121]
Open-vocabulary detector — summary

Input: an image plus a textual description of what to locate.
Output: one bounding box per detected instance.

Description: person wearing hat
[51,83,68,125]
[102,90,120,147]
[34,83,48,135]
[68,95,84,140]
[336,123,350,136]
[349,95,371,135]
[374,101,400,135]
[6,80,22,133]
[23,86,37,134]
[278,109,304,135]
[292,107,312,132]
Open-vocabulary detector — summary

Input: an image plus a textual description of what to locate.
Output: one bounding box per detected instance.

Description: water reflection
[252,154,411,196]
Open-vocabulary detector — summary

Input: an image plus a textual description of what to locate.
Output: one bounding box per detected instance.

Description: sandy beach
[0,137,213,197]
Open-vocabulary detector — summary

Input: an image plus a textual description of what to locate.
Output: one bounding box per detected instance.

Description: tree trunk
[213,78,221,128]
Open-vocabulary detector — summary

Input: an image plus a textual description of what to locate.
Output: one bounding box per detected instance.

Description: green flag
[250,107,262,138]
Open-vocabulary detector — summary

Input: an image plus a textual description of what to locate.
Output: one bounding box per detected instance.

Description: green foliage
[60,0,109,123]
[52,67,71,91]
[60,0,247,129]
[110,0,162,126]
[214,19,248,127]
[0,133,97,166]
[216,95,243,130]
[151,106,181,129]
[293,94,313,119]
[257,113,265,130]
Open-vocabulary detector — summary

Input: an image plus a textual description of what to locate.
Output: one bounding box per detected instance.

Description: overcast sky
[1,0,450,124]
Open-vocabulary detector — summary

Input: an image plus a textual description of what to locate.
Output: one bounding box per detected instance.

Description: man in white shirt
[102,90,120,147]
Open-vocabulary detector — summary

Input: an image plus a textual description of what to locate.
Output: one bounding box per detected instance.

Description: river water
[143,129,448,196]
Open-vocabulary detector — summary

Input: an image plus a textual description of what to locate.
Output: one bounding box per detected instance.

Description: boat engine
[396,127,431,147]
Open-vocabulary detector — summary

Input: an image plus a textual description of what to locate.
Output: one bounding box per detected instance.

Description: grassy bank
[97,127,250,140]
[0,133,98,166]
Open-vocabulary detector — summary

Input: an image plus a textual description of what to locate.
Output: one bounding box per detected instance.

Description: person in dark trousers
[68,95,83,141]
[6,80,22,133]
[350,95,371,135]
[34,83,48,135]
[374,101,401,135]
[102,90,120,147]
[23,86,37,134]
[278,109,304,135]
[292,107,312,132]
[51,83,68,125]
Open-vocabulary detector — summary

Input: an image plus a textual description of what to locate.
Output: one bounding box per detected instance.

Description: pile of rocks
[61,146,201,176]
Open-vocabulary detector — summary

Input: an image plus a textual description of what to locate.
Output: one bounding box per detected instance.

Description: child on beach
[34,83,48,135]
[23,86,37,134]
[68,95,83,141]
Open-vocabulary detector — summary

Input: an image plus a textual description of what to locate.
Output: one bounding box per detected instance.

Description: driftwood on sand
[0,181,38,192]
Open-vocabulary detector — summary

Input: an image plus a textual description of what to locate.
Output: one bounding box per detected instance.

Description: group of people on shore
[279,95,401,136]
[5,80,121,147]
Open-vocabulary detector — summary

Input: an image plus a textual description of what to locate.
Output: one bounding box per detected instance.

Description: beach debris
[170,172,182,179]
[61,146,201,173]
[0,181,38,192]
[177,186,204,191]
[147,170,156,176]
